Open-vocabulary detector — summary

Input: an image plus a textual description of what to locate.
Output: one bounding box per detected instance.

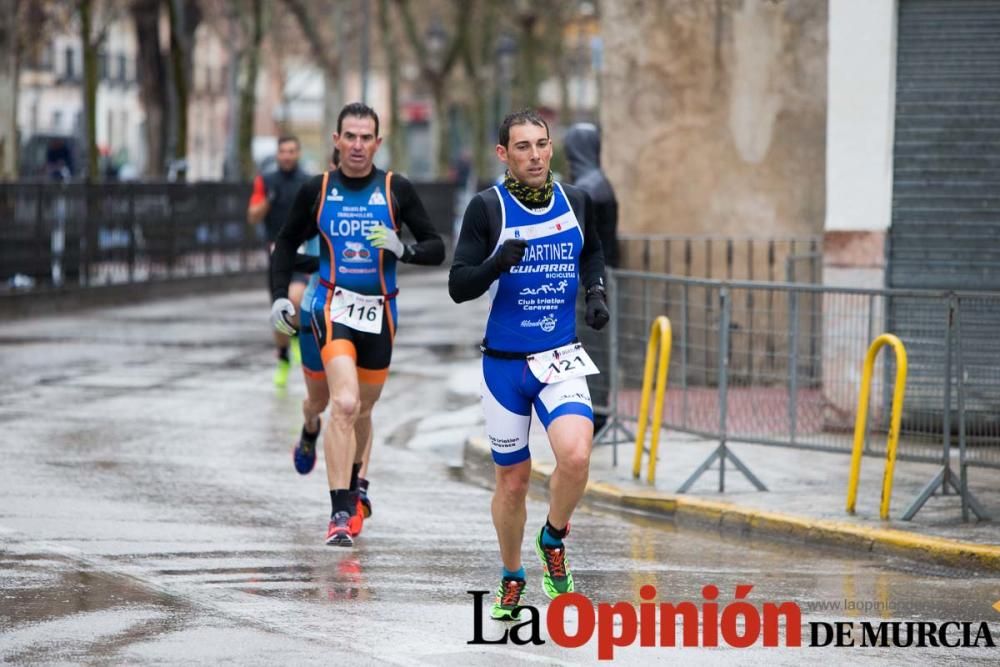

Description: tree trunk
[516,14,539,109]
[393,0,472,179]
[431,82,449,179]
[465,0,495,183]
[222,9,242,181]
[79,0,99,181]
[552,15,571,125]
[377,0,404,172]
[237,0,262,180]
[167,0,199,181]
[132,0,166,178]
[321,67,340,150]
[0,0,18,178]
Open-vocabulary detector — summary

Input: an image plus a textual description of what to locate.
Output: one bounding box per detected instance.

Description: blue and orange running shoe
[325,511,353,547]
[293,419,320,475]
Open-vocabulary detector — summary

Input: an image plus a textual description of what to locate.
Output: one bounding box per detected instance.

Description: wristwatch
[586,284,606,300]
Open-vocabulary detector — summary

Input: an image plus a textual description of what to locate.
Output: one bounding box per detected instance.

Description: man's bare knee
[495,466,531,500]
[329,392,360,426]
[556,448,591,481]
[304,396,327,417]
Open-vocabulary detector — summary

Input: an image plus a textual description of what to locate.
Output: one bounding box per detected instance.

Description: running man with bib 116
[271,103,445,547]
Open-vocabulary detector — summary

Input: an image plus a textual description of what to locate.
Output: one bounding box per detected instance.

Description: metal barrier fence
[591,270,1000,521]
[0,183,261,290]
[618,234,822,283]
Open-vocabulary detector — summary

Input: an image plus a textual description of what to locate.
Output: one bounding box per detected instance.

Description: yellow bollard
[846,333,908,520]
[632,316,672,483]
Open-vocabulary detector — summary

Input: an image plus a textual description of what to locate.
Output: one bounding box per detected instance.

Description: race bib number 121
[527,342,599,384]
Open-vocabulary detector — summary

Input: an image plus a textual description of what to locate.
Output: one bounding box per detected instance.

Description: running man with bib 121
[449,109,609,619]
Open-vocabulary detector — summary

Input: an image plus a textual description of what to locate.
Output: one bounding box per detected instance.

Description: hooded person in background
[564,123,618,269]
[564,123,618,433]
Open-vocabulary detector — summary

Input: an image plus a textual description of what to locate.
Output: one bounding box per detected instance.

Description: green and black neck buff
[504,169,554,208]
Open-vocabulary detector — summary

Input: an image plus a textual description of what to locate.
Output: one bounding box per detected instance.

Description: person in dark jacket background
[564,123,618,433]
[564,123,618,268]
[248,135,312,387]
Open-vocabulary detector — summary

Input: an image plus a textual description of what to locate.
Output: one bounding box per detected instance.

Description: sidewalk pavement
[465,424,1000,573]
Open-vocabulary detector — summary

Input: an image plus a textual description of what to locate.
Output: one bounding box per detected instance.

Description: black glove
[494,238,528,272]
[585,290,610,330]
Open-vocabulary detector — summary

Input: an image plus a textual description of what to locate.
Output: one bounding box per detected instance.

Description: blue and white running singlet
[480,183,593,466]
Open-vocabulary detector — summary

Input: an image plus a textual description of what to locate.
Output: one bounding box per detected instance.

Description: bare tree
[77,0,126,180]
[393,0,473,178]
[217,0,243,180]
[0,0,19,178]
[511,0,540,110]
[199,0,258,180]
[460,0,504,181]
[131,0,166,177]
[78,0,99,180]
[377,0,404,172]
[166,0,201,180]
[279,0,344,142]
[236,0,263,179]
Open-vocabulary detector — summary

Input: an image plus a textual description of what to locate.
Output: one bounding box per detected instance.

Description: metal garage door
[889,0,1000,428]
[890,0,1000,289]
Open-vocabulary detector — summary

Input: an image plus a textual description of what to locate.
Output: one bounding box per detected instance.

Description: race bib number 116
[527,342,599,384]
[331,288,384,334]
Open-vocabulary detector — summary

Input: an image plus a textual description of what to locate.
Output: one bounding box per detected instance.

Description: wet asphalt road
[2,270,1000,665]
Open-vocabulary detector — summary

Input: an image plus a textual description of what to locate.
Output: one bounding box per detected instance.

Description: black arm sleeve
[578,191,607,292]
[271,175,322,301]
[293,252,319,274]
[390,175,445,265]
[448,195,502,303]
[595,198,619,268]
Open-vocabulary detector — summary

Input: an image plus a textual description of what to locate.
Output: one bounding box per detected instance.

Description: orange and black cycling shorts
[309,284,397,385]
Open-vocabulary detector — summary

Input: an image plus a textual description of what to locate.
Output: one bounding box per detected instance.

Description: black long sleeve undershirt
[578,192,608,293]
[294,253,319,274]
[448,185,606,304]
[448,195,503,303]
[270,169,445,301]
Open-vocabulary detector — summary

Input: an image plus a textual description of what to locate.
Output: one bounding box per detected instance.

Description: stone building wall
[598,0,827,238]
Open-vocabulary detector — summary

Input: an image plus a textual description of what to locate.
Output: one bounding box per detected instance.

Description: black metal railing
[0,181,459,292]
[1,183,259,291]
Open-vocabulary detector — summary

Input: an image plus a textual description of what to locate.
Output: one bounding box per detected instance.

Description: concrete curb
[464,436,1000,573]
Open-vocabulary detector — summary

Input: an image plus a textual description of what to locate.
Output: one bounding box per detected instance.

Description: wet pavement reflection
[2,276,1000,664]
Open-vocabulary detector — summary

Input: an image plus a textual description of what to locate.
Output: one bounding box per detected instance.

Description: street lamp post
[494,33,516,140]
[360,0,370,103]
[425,18,447,178]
